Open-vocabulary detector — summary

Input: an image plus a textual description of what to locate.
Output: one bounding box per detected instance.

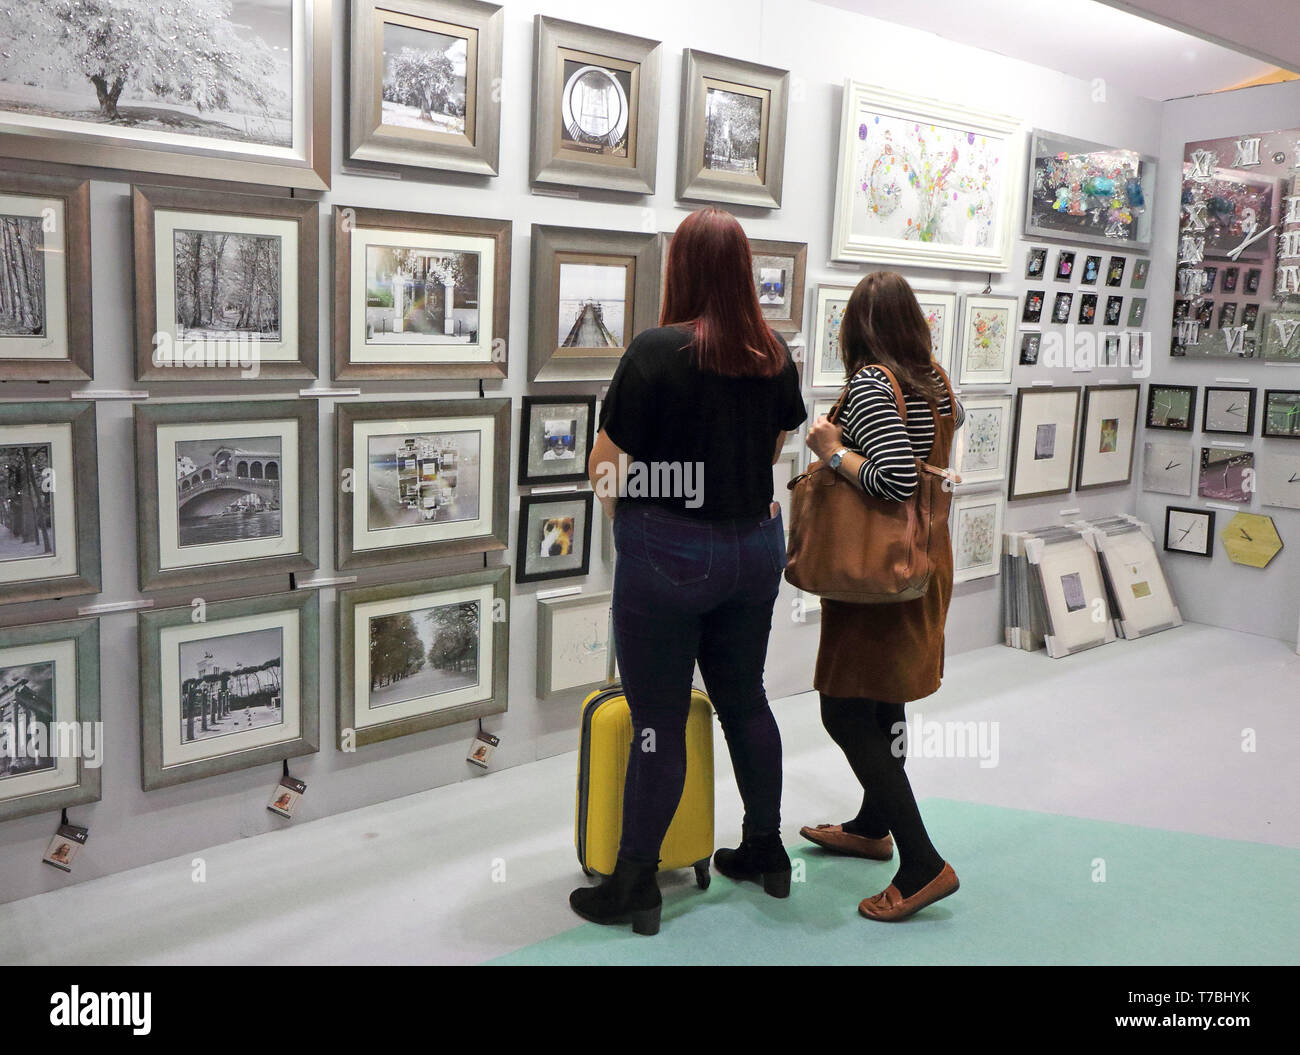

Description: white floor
[1,623,1296,966]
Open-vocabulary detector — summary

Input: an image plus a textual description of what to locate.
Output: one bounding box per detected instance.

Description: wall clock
[1257,451,1300,510]
[1145,384,1197,430]
[1171,126,1300,361]
[1202,386,1257,435]
[1163,506,1214,558]
[1220,512,1283,568]
[1142,440,1193,496]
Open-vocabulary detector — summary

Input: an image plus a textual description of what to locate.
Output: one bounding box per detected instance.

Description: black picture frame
[1163,506,1215,558]
[518,395,598,485]
[515,490,595,584]
[1145,385,1197,431]
[1201,386,1257,436]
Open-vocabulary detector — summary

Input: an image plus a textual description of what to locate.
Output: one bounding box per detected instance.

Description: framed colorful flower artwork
[956,294,1018,385]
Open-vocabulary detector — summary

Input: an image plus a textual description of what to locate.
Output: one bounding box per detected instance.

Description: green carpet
[488,799,1299,965]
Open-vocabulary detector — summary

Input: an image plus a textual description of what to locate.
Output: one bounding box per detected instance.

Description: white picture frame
[830,81,1022,272]
[951,492,1004,583]
[913,289,960,375]
[956,294,1018,386]
[809,283,854,389]
[537,591,613,700]
[952,393,1013,488]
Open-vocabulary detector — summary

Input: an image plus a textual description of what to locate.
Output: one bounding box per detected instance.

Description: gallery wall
[1135,78,1300,644]
[0,0,1175,905]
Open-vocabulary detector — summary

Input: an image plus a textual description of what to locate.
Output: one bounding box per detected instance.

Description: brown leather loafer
[799,823,894,861]
[858,862,959,922]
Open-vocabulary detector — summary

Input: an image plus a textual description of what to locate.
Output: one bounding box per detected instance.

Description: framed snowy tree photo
[0,0,331,191]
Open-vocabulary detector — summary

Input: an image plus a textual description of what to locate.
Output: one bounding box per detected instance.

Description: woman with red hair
[571,207,805,934]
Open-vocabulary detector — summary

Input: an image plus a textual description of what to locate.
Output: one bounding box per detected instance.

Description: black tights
[819,694,945,899]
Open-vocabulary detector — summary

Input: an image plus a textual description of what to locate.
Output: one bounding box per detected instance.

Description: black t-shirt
[598,324,807,519]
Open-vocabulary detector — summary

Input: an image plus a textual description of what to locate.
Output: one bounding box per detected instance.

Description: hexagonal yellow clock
[1220,513,1283,568]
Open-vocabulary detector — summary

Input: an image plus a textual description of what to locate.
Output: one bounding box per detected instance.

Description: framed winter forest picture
[0,0,332,191]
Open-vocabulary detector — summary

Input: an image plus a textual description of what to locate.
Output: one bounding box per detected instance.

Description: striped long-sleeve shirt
[837,365,963,501]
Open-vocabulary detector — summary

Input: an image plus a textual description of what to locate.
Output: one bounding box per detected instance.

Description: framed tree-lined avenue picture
[0,617,101,823]
[346,0,504,176]
[133,399,319,592]
[0,0,333,191]
[831,80,1022,272]
[336,398,510,571]
[137,590,320,791]
[0,401,101,606]
[332,205,511,382]
[132,184,320,382]
[0,172,93,381]
[529,15,662,195]
[336,566,509,748]
[676,49,790,209]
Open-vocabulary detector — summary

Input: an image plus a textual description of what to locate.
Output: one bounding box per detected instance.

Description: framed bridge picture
[133,400,319,592]
[528,224,660,382]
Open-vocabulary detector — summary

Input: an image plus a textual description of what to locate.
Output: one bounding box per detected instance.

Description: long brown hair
[838,271,945,401]
[660,207,786,378]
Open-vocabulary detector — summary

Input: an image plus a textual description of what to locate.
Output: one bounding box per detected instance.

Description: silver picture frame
[336,566,509,748]
[0,616,100,824]
[336,398,511,571]
[138,590,320,791]
[0,0,332,192]
[528,224,661,383]
[133,399,320,592]
[536,590,613,701]
[346,0,504,176]
[0,400,101,606]
[529,15,662,195]
[676,49,789,209]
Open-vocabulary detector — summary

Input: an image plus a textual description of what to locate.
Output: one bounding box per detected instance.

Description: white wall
[0,0,1168,904]
[1134,79,1300,643]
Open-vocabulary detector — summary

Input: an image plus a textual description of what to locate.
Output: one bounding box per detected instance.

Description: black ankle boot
[713,827,792,898]
[569,857,663,935]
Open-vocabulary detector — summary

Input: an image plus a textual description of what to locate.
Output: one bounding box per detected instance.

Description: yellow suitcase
[575,684,715,889]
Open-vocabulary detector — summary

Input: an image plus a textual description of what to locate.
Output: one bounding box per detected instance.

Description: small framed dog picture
[516,491,595,584]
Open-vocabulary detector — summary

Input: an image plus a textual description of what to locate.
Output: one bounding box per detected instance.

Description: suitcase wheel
[693,859,711,890]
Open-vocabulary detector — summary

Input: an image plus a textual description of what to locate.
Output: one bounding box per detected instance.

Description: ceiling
[814,0,1299,101]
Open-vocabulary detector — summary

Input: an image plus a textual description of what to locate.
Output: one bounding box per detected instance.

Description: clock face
[1165,508,1213,556]
[1142,441,1192,496]
[1171,126,1300,362]
[1203,387,1256,435]
[1257,452,1300,510]
[1263,389,1300,438]
[1220,512,1283,568]
[1146,385,1196,430]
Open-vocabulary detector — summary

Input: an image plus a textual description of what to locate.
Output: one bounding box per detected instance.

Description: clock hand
[1226,224,1277,261]
[1240,529,1253,541]
[1289,473,1300,483]
[1177,526,1192,541]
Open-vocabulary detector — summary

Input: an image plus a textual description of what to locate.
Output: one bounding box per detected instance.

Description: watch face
[1172,127,1300,360]
[1203,387,1255,435]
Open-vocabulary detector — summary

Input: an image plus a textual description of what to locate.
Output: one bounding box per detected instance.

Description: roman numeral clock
[1173,128,1300,361]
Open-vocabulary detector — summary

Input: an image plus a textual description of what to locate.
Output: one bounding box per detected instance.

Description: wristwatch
[828,447,849,470]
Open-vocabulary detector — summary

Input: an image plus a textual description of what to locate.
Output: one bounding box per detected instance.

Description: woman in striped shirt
[803,270,964,923]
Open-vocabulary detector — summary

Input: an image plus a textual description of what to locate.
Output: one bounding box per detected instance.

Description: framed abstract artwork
[336,566,508,748]
[950,492,1004,584]
[951,393,1013,488]
[336,398,510,571]
[913,289,960,374]
[346,0,504,176]
[956,294,1018,385]
[134,400,318,592]
[1257,451,1300,510]
[1164,506,1214,558]
[1007,386,1081,501]
[1024,130,1156,251]
[1202,386,1257,436]
[1145,385,1196,431]
[0,0,332,191]
[1197,446,1255,504]
[0,617,100,824]
[1263,390,1300,439]
[1055,250,1076,281]
[518,395,597,486]
[529,16,661,194]
[1142,441,1193,497]
[528,224,660,382]
[138,590,320,791]
[750,238,806,336]
[1077,293,1098,325]
[1075,384,1139,491]
[1022,290,1045,324]
[132,184,319,382]
[1081,255,1102,284]
[0,401,101,606]
[676,49,789,209]
[830,81,1022,271]
[332,205,510,382]
[536,591,613,700]
[809,284,854,389]
[1025,247,1047,279]
[0,172,92,381]
[515,490,594,585]
[1025,535,1113,657]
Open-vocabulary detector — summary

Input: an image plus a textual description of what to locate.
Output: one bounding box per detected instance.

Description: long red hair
[660,207,786,378]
